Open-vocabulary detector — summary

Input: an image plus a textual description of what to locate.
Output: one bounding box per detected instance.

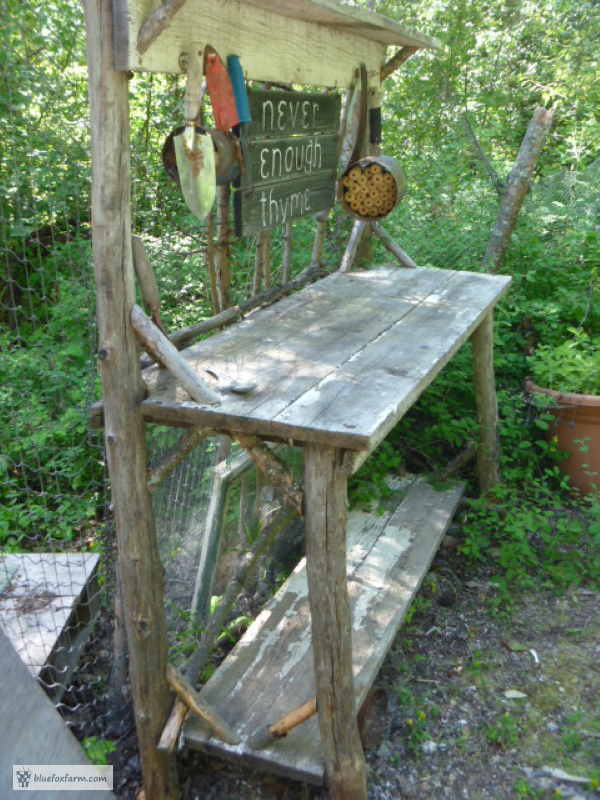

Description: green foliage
[0,243,103,547]
[348,441,404,511]
[528,328,600,394]
[484,712,521,750]
[82,737,116,765]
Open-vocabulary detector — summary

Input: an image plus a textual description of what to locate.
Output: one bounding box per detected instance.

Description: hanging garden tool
[204,45,240,131]
[226,54,252,125]
[173,51,216,221]
[337,63,368,178]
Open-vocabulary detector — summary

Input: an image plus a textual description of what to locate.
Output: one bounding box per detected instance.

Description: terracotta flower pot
[526,379,600,494]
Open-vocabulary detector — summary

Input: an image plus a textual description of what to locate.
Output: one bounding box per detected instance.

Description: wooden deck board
[183,477,464,784]
[140,267,511,451]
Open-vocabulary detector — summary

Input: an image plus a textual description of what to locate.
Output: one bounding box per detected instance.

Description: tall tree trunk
[482,106,554,273]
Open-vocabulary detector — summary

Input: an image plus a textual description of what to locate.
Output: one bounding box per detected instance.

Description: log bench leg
[304,444,367,800]
[471,311,500,494]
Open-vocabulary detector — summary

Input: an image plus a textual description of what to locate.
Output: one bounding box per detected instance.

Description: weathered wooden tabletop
[141,266,511,452]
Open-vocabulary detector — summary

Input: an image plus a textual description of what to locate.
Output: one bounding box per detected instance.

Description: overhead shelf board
[114,0,439,86]
[241,0,440,49]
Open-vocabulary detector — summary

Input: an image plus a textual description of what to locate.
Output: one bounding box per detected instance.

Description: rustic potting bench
[84,2,510,798]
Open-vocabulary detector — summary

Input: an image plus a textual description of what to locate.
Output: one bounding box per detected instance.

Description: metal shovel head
[164,127,239,186]
[174,125,216,221]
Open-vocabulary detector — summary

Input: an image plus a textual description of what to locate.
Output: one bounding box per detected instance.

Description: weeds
[485,712,521,750]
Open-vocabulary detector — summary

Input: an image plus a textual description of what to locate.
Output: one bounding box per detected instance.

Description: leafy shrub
[0,243,103,547]
[528,328,600,394]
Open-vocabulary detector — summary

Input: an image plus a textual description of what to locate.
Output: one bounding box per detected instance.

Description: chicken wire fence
[2,0,599,772]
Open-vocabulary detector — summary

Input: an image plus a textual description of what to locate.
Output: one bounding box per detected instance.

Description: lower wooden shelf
[182,475,464,784]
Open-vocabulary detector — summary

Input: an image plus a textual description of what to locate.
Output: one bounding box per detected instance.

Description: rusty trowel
[173,52,216,221]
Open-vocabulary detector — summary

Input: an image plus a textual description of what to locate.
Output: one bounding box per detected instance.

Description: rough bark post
[216,184,231,308]
[281,221,293,282]
[255,230,272,289]
[83,2,178,797]
[235,434,304,516]
[380,46,419,81]
[471,312,500,494]
[147,426,211,492]
[340,220,368,273]
[355,84,381,267]
[206,211,221,314]
[371,222,417,268]
[310,210,329,268]
[137,0,188,54]
[304,444,367,800]
[482,106,554,273]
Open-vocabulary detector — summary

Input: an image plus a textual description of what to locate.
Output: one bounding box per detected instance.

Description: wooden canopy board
[102,267,510,455]
[114,0,439,84]
[183,475,464,784]
[239,89,341,234]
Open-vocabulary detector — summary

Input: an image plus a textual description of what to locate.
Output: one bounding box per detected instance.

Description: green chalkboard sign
[238,89,341,235]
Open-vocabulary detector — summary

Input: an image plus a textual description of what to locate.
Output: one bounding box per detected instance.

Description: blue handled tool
[227,55,252,124]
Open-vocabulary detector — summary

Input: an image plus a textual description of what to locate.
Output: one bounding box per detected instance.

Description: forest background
[1,0,599,612]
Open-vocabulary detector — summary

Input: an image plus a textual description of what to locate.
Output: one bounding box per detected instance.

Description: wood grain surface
[183,476,464,784]
[137,267,511,452]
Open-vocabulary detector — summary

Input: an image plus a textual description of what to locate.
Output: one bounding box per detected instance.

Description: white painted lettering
[302,100,310,128]
[259,191,268,227]
[313,137,322,169]
[271,148,282,178]
[289,101,299,129]
[278,195,290,224]
[277,100,286,130]
[284,146,294,173]
[304,188,311,211]
[269,188,279,223]
[262,100,274,132]
[260,148,270,180]
[305,140,313,174]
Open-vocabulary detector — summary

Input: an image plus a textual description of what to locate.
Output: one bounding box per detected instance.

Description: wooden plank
[114,0,388,86]
[140,267,453,444]
[303,444,367,799]
[272,269,512,452]
[0,554,99,677]
[182,477,464,784]
[243,134,338,188]
[0,627,115,799]
[240,173,336,233]
[245,90,341,139]
[241,0,440,49]
[135,267,510,451]
[190,451,253,625]
[83,2,177,797]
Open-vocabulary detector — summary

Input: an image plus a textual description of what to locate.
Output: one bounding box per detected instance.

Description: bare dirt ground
[174,548,600,800]
[71,538,599,800]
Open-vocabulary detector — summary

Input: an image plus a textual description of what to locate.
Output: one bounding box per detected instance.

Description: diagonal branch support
[131,304,222,405]
[137,0,188,54]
